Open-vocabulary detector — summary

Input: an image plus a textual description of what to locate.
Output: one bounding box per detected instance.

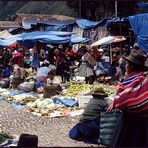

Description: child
[47,70,62,85]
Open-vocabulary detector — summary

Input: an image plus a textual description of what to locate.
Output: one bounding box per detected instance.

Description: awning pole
[115,1,118,18]
[79,0,82,18]
[109,44,112,64]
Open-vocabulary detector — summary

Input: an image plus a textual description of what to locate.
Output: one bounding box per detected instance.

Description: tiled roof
[15,13,77,22]
[0,21,21,28]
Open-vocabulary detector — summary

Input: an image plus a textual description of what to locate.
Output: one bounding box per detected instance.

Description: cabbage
[34,99,41,106]
[46,103,55,110]
[39,103,47,109]
[43,99,53,104]
[36,101,43,109]
[37,101,48,109]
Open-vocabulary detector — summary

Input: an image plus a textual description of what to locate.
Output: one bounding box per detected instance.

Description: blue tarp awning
[18,36,91,47]
[22,19,76,29]
[0,31,91,46]
[3,31,75,41]
[38,35,71,44]
[39,36,91,44]
[22,19,106,30]
[128,13,148,53]
[71,37,91,44]
[106,17,128,29]
[76,19,105,29]
[137,3,148,12]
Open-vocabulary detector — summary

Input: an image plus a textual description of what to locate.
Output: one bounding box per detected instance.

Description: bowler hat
[17,134,38,147]
[92,87,108,97]
[123,49,148,68]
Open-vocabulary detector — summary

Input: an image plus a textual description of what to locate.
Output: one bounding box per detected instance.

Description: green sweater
[79,97,108,123]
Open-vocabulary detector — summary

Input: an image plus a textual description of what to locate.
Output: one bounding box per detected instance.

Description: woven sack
[43,85,62,98]
[99,111,120,146]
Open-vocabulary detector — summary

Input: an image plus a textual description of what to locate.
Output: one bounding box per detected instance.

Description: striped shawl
[113,71,148,116]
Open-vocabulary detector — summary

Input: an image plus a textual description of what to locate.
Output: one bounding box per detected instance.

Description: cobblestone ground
[0,100,98,147]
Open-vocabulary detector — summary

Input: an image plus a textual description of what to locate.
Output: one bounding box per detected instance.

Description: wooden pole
[79,0,82,18]
[109,44,112,64]
[115,1,118,18]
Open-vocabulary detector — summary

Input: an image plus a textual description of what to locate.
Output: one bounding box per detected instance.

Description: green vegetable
[0,132,13,144]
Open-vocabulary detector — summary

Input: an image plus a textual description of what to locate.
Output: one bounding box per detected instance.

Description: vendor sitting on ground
[10,65,27,89]
[36,62,50,84]
[69,88,109,144]
[47,70,62,85]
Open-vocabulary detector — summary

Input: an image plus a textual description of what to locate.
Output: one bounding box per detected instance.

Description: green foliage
[0,132,13,144]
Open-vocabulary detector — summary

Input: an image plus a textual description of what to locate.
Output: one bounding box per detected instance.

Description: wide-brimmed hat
[123,49,148,68]
[92,87,108,97]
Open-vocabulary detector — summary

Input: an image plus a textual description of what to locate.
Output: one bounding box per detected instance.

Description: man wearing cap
[69,88,109,144]
[108,49,148,147]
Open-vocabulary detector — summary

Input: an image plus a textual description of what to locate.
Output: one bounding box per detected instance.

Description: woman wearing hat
[69,88,109,144]
[108,49,148,147]
[79,48,96,84]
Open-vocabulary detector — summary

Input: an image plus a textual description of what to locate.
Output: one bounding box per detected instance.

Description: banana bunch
[67,84,93,96]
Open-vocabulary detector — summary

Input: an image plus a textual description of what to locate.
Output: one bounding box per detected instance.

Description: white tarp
[91,36,126,47]
[0,30,12,39]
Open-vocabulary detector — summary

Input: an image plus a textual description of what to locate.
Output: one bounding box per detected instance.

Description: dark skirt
[56,64,65,76]
[69,118,100,144]
[111,112,148,147]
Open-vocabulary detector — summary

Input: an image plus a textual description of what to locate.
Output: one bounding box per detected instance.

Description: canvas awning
[91,36,126,47]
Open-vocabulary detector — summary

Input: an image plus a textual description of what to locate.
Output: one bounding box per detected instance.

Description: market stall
[0,82,117,118]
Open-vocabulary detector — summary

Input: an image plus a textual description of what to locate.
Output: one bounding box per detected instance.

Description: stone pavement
[0,100,98,147]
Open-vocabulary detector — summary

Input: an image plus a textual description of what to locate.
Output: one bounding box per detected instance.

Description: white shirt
[47,76,62,85]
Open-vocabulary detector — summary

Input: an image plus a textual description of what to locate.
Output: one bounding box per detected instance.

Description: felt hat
[17,134,38,147]
[92,87,108,97]
[123,49,148,68]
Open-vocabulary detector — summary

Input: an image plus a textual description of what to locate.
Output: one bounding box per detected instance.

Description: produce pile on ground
[66,83,116,97]
[0,83,117,117]
[66,83,93,96]
[26,94,80,117]
[26,83,116,117]
[0,88,37,105]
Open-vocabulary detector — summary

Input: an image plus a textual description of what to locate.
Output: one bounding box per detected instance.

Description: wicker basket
[43,85,62,98]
